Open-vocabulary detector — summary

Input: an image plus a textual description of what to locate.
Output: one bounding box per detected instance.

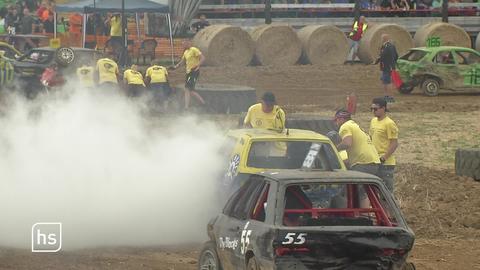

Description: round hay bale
[414,22,471,48]
[250,24,302,66]
[192,25,254,67]
[297,25,349,65]
[475,34,480,51]
[358,23,414,64]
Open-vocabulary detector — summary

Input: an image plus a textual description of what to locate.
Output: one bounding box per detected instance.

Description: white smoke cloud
[0,82,225,249]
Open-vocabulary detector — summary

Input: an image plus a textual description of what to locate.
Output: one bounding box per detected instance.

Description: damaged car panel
[397,46,480,96]
[199,170,415,270]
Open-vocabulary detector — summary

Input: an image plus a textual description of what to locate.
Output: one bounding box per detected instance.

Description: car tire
[198,242,222,270]
[398,84,414,94]
[421,78,440,96]
[455,148,480,181]
[55,47,75,66]
[247,256,260,270]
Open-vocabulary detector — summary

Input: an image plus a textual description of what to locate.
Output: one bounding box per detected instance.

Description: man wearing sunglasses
[369,97,398,192]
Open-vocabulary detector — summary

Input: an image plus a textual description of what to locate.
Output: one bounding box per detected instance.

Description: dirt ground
[1,64,479,269]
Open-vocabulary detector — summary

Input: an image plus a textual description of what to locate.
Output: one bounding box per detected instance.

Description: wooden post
[442,0,448,22]
[265,0,272,25]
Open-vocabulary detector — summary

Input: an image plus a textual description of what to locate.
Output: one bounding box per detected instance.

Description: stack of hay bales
[250,24,302,66]
[414,22,471,48]
[192,25,254,67]
[476,34,480,51]
[297,25,349,65]
[358,23,414,64]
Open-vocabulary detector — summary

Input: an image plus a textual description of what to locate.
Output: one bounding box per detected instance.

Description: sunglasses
[371,107,382,111]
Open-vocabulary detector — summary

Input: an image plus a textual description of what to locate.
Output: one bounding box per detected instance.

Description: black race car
[199,170,415,270]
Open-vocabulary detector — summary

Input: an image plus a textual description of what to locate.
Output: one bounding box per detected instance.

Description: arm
[243,109,252,128]
[380,139,398,163]
[174,57,185,69]
[337,136,353,151]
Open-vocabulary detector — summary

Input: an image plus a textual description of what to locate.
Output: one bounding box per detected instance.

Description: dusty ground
[1,64,479,269]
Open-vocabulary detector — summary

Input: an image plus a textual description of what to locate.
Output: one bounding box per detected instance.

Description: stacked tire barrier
[250,24,302,66]
[455,148,480,181]
[192,25,254,67]
[297,25,349,65]
[358,23,414,64]
[414,22,471,48]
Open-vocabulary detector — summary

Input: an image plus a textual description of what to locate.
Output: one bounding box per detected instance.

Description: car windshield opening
[283,183,399,227]
[247,141,341,170]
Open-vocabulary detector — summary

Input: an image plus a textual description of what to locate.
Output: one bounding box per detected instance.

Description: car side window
[434,51,455,65]
[250,183,270,222]
[223,176,266,220]
[456,51,480,65]
[452,51,467,65]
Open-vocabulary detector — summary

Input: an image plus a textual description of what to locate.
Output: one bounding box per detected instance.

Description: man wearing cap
[334,109,380,175]
[369,98,398,192]
[244,92,285,131]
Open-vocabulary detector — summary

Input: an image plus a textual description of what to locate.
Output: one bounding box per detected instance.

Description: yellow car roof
[227,128,331,141]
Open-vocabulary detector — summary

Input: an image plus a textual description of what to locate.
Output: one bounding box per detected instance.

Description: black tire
[246,256,260,270]
[455,148,480,181]
[198,242,222,270]
[55,47,75,66]
[177,83,257,114]
[422,78,440,97]
[285,114,337,136]
[399,84,414,94]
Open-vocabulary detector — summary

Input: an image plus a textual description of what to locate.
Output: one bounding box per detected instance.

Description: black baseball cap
[261,92,276,105]
[334,108,351,120]
[372,97,388,111]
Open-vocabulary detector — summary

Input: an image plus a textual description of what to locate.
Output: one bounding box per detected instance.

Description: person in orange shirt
[69,13,83,47]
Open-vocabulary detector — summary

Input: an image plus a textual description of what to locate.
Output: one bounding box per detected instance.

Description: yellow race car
[222,128,346,190]
[0,50,14,88]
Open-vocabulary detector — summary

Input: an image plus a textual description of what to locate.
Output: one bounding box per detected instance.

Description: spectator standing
[5,6,20,34]
[0,14,6,34]
[69,12,83,46]
[374,34,398,103]
[106,13,122,44]
[173,40,206,110]
[191,14,210,33]
[20,8,34,34]
[123,64,145,97]
[243,92,286,131]
[346,16,367,63]
[369,97,398,192]
[42,12,54,33]
[334,109,380,174]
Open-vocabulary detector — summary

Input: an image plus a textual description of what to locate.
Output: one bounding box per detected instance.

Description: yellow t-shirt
[244,103,286,130]
[96,58,119,84]
[76,65,94,87]
[339,120,380,166]
[110,16,121,37]
[123,69,145,86]
[146,65,168,83]
[182,47,202,73]
[369,116,398,166]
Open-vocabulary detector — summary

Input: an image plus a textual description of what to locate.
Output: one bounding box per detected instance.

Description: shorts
[381,70,392,85]
[99,81,118,91]
[349,40,360,52]
[350,163,380,199]
[127,84,145,97]
[185,69,200,90]
[150,82,172,98]
[377,165,395,192]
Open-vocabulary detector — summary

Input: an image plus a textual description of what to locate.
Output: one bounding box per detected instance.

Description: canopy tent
[56,0,174,65]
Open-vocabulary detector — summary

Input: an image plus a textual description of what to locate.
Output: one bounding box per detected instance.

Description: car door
[215,176,267,270]
[453,50,480,89]
[432,50,460,89]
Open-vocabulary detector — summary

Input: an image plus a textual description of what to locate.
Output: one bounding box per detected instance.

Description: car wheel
[422,78,440,96]
[198,242,221,270]
[398,84,414,94]
[247,256,260,270]
[55,47,75,66]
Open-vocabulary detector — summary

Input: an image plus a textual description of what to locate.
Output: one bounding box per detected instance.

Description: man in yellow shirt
[173,40,206,110]
[96,57,119,88]
[107,13,122,43]
[123,64,145,97]
[369,97,398,192]
[76,62,95,88]
[145,60,171,109]
[244,92,285,131]
[334,109,380,175]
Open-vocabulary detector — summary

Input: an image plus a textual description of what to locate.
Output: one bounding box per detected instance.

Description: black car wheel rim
[199,250,217,270]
